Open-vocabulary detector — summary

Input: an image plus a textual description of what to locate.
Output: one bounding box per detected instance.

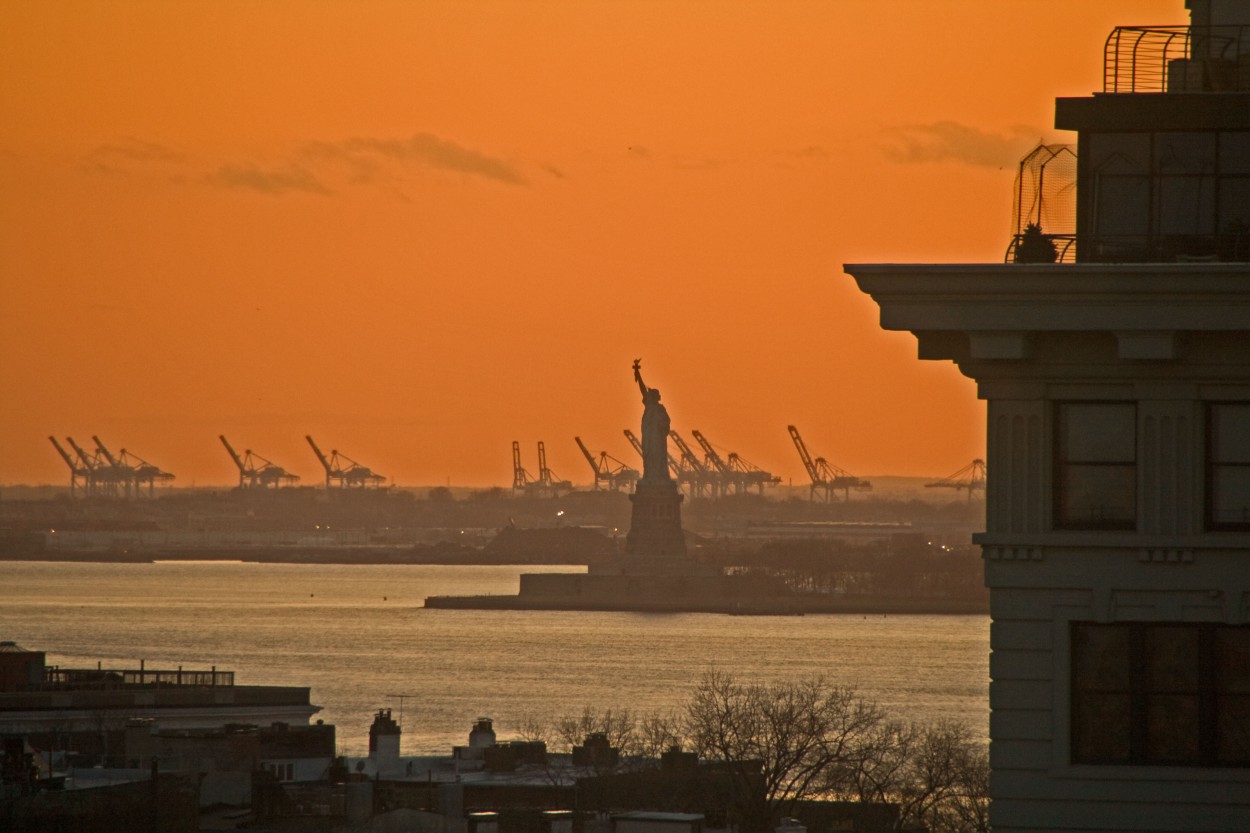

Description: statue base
[624,478,687,562]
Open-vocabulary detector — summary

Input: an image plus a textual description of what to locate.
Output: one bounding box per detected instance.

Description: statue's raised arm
[633,358,648,398]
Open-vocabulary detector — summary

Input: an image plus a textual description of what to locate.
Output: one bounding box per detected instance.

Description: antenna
[385,692,419,728]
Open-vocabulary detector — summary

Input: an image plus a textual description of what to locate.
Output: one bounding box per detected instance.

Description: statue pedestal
[624,478,687,563]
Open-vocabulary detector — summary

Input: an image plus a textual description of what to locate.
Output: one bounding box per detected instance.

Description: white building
[846,2,1250,831]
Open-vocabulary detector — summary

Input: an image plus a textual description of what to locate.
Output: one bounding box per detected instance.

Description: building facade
[847,3,1250,830]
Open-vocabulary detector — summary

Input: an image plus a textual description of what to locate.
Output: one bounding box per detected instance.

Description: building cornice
[844,264,1250,362]
[1055,92,1250,132]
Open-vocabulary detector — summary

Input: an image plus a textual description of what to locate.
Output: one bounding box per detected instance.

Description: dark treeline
[699,536,986,604]
[508,670,989,833]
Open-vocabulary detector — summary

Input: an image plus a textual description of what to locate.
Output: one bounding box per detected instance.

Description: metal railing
[1105,25,1250,93]
[1009,232,1250,264]
[1075,232,1250,263]
[1004,233,1077,264]
[40,666,235,689]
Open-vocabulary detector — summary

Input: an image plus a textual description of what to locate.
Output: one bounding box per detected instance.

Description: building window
[265,761,295,781]
[1084,130,1250,261]
[1071,622,1250,767]
[1208,403,1250,529]
[1054,402,1136,529]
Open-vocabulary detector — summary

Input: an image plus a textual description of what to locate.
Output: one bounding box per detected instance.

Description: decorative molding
[1139,403,1195,536]
[987,402,1046,534]
[1137,548,1195,563]
[983,546,1045,561]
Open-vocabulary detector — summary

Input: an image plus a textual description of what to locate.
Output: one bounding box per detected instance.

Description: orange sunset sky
[2,0,1183,489]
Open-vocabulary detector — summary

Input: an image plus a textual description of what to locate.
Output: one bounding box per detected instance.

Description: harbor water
[2,561,990,755]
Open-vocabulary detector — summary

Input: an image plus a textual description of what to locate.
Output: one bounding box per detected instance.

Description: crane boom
[89,436,130,497]
[787,425,820,482]
[574,436,601,476]
[624,429,644,457]
[668,431,708,473]
[787,424,869,502]
[50,436,88,496]
[691,430,731,473]
[306,435,332,473]
[66,437,96,470]
[49,436,77,470]
[306,437,383,489]
[669,431,718,498]
[92,436,120,467]
[220,435,247,474]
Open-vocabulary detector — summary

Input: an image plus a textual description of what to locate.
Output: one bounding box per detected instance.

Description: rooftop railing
[1074,232,1250,264]
[1105,25,1250,93]
[39,665,235,689]
[1004,233,1077,264]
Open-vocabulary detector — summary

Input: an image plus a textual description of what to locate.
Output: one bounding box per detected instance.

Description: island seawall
[424,569,988,615]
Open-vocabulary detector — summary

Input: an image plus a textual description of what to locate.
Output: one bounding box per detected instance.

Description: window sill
[1054,763,1250,781]
[975,531,1250,549]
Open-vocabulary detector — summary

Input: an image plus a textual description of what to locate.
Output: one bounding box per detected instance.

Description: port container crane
[574,436,639,491]
[535,441,573,496]
[90,436,174,498]
[65,437,104,497]
[117,447,176,497]
[787,424,871,502]
[511,440,535,497]
[49,436,93,497]
[693,429,753,496]
[220,435,300,489]
[90,436,129,498]
[727,450,782,495]
[925,459,986,501]
[305,435,385,489]
[669,431,718,498]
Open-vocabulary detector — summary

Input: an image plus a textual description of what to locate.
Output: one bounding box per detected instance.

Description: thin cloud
[671,154,724,171]
[94,137,185,164]
[305,133,527,186]
[883,121,1041,168]
[770,145,833,170]
[207,163,333,196]
[86,137,186,175]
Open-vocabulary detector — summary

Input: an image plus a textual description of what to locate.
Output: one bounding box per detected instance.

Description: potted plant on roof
[1014,222,1058,263]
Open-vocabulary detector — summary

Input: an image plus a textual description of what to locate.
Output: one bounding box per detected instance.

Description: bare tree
[836,718,988,833]
[684,670,884,833]
[541,674,989,833]
[512,713,551,745]
[926,737,989,833]
[554,706,638,754]
[635,711,685,762]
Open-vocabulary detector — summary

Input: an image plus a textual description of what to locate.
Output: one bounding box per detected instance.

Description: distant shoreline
[0,547,592,566]
[0,549,988,614]
[423,593,988,616]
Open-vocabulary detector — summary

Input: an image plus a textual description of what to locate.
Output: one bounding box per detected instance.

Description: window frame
[1206,402,1250,531]
[1053,401,1138,531]
[1070,621,1250,768]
